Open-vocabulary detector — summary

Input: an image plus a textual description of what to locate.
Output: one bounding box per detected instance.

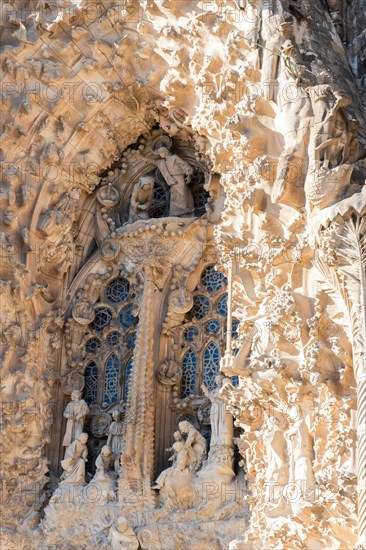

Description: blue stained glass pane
[183,326,199,343]
[203,342,220,390]
[181,349,197,398]
[201,265,227,293]
[152,182,166,203]
[124,358,133,399]
[119,303,138,330]
[85,337,101,354]
[84,361,99,404]
[91,307,113,333]
[232,319,239,337]
[217,294,228,317]
[126,331,136,350]
[191,295,211,320]
[107,331,121,347]
[231,376,239,387]
[105,278,130,304]
[205,319,221,334]
[103,353,120,405]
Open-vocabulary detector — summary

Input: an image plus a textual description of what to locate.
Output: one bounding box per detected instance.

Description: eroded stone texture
[0,1,365,549]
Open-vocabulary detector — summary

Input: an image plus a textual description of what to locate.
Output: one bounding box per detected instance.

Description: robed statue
[201,374,233,447]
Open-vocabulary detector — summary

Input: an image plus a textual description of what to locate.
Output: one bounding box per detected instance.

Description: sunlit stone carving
[1,1,365,548]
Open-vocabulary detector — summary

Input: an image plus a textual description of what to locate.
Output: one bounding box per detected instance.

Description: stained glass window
[183,326,199,343]
[85,337,101,354]
[231,376,239,387]
[107,331,121,347]
[103,353,120,405]
[126,331,136,350]
[181,349,197,398]
[84,361,99,404]
[191,295,211,320]
[150,168,169,218]
[232,319,239,337]
[119,303,138,330]
[153,183,166,203]
[217,294,228,317]
[201,265,226,293]
[190,169,209,217]
[205,319,221,335]
[105,278,130,304]
[203,342,220,390]
[91,307,113,333]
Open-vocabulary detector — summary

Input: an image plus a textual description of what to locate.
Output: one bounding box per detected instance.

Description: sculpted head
[178,420,194,435]
[140,175,154,191]
[215,374,225,387]
[173,430,183,441]
[71,390,81,401]
[101,445,112,456]
[78,433,88,444]
[112,411,122,422]
[116,517,128,532]
[157,146,169,158]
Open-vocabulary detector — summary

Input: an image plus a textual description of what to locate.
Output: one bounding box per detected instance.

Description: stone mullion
[119,266,156,504]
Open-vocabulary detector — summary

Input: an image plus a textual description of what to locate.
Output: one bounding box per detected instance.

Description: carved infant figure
[108,517,139,550]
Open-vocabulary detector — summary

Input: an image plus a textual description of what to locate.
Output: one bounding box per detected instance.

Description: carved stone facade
[0,1,365,549]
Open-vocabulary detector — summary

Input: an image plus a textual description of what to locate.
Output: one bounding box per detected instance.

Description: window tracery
[103,353,121,405]
[178,264,239,401]
[84,361,99,405]
[82,277,138,409]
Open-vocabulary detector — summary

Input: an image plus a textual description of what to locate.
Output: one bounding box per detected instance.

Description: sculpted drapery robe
[60,439,87,485]
[206,387,234,447]
[184,426,207,471]
[156,154,194,217]
[107,420,123,458]
[62,399,89,447]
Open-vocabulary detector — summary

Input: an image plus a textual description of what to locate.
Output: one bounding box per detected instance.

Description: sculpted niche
[89,131,210,249]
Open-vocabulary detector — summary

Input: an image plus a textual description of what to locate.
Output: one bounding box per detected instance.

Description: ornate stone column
[119,264,157,506]
[317,215,366,548]
[116,219,208,507]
